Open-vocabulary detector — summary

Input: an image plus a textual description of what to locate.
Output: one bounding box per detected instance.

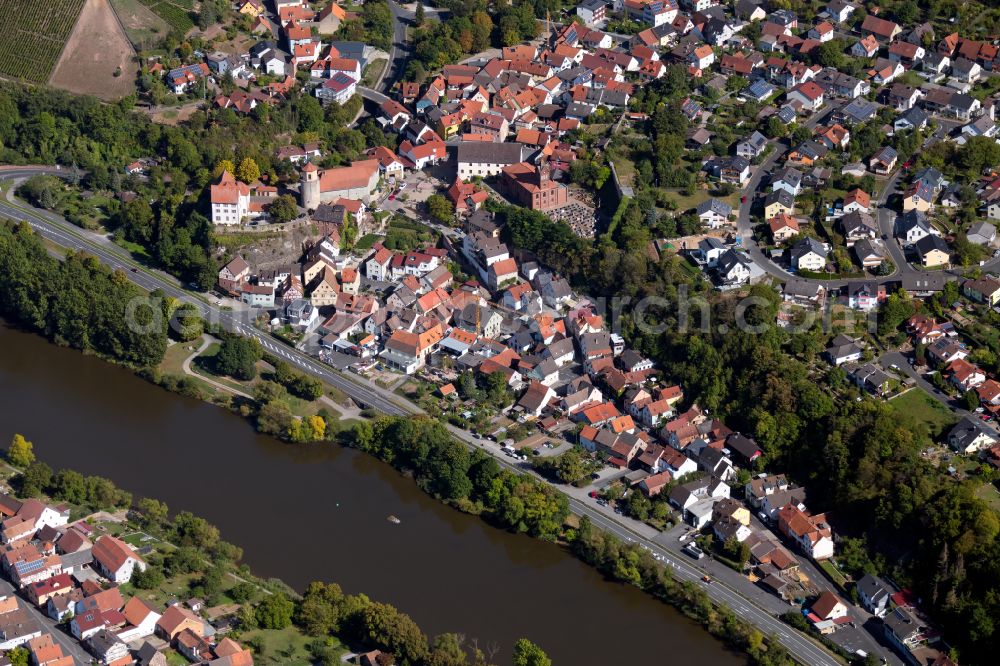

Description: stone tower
[301,161,320,211]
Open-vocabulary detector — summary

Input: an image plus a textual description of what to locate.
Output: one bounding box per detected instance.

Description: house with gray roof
[967,221,996,246]
[696,198,733,228]
[737,131,769,159]
[789,237,827,271]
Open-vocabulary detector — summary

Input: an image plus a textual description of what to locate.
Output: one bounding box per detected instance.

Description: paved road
[0,166,848,666]
[359,86,389,105]
[736,102,843,283]
[380,1,414,94]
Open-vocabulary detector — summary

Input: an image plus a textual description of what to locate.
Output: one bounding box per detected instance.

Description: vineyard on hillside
[0,0,86,83]
[137,0,195,33]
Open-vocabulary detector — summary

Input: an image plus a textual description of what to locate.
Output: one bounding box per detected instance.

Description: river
[0,324,740,665]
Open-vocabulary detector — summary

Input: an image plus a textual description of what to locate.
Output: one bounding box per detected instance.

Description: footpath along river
[0,324,741,665]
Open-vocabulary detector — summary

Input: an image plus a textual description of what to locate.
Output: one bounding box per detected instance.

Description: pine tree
[415,2,425,26]
[38,187,55,210]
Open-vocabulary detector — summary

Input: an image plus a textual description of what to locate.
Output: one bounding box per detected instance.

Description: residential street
[0,577,88,665]
[735,105,1000,288]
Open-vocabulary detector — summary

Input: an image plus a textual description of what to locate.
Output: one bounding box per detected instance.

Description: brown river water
[0,324,740,665]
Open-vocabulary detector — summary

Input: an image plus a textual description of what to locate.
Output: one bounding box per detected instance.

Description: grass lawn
[975,482,1000,513]
[819,560,849,592]
[115,237,151,260]
[128,572,198,609]
[159,340,202,374]
[355,233,381,251]
[240,625,329,665]
[121,531,160,547]
[888,389,958,438]
[361,58,387,87]
[666,187,741,213]
[213,231,281,247]
[164,650,189,666]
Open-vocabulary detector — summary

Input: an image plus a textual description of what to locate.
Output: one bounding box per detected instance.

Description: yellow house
[435,111,464,140]
[302,257,327,287]
[963,277,1000,306]
[920,248,949,267]
[764,190,795,220]
[768,214,800,242]
[309,269,340,307]
[239,0,265,18]
[915,235,950,268]
[902,193,933,212]
[712,498,751,526]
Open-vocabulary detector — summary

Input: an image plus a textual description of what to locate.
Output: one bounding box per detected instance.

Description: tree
[170,302,203,342]
[215,336,262,380]
[426,194,455,224]
[132,565,165,589]
[414,1,425,26]
[813,40,846,69]
[5,648,28,666]
[298,581,343,636]
[198,1,219,29]
[268,194,299,223]
[38,187,55,210]
[214,159,236,178]
[511,639,551,666]
[7,434,34,467]
[360,602,429,664]
[257,592,294,629]
[137,497,170,528]
[229,582,258,604]
[236,157,261,184]
[19,461,52,498]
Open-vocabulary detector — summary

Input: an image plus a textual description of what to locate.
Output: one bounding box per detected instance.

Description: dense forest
[0,221,167,367]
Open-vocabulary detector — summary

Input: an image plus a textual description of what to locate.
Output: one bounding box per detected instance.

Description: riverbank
[0,322,742,665]
[0,438,553,666]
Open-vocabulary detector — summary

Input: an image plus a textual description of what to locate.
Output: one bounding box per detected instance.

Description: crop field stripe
[0,0,86,82]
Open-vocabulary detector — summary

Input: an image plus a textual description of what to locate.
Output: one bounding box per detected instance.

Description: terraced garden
[0,0,86,82]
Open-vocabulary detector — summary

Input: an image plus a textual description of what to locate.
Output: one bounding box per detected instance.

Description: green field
[0,0,85,82]
[110,0,171,49]
[889,389,958,439]
[138,0,195,33]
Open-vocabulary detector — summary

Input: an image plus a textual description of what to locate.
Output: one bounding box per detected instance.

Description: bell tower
[301,161,320,211]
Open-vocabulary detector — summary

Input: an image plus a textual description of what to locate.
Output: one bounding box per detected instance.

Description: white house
[696,198,733,228]
[92,536,147,584]
[0,597,42,649]
[786,81,825,112]
[790,237,828,271]
[116,597,162,643]
[948,416,998,454]
[365,244,393,281]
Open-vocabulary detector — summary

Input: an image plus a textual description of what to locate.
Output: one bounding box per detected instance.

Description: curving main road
[0,165,850,666]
